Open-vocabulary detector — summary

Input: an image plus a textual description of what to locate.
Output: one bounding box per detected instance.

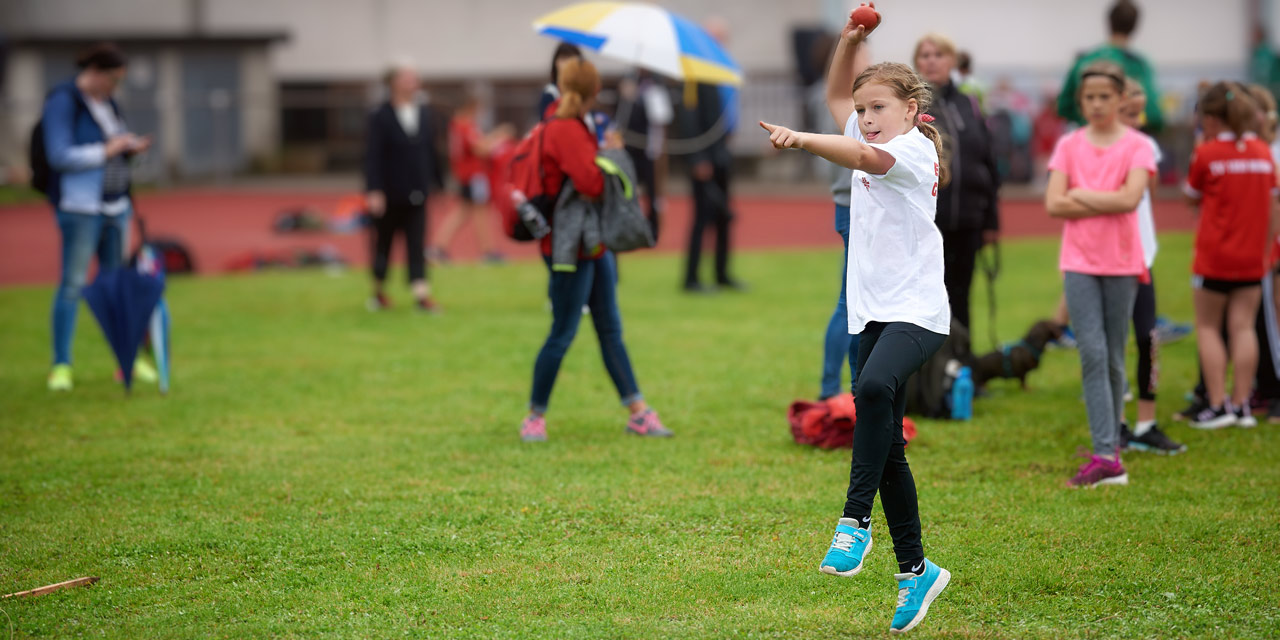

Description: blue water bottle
[950,366,974,421]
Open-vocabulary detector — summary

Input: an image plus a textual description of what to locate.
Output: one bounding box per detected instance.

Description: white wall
[207,0,1248,80]
[203,0,824,79]
[1,0,190,33]
[857,0,1247,74]
[4,0,1253,81]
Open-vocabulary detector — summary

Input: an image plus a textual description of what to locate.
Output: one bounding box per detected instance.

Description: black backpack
[903,320,977,419]
[28,119,50,194]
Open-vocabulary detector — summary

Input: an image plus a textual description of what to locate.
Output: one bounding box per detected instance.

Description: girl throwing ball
[760,4,950,634]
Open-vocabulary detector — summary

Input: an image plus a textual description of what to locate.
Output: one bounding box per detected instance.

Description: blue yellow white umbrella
[533,2,742,86]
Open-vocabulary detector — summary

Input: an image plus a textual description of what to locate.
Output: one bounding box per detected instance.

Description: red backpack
[493,123,551,242]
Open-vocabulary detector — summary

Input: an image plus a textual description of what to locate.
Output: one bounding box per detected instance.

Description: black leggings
[844,321,946,564]
[371,204,426,283]
[1256,282,1280,400]
[1132,277,1157,401]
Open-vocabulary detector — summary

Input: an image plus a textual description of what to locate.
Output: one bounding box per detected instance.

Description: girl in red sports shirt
[430,97,513,264]
[1184,82,1278,429]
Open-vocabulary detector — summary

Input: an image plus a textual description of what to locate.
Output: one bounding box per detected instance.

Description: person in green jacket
[1057,0,1163,132]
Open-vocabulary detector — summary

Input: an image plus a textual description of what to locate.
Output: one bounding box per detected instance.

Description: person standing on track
[1057,0,1163,133]
[679,17,744,293]
[428,96,512,265]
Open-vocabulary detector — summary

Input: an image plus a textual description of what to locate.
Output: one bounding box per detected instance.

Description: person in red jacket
[519,58,671,443]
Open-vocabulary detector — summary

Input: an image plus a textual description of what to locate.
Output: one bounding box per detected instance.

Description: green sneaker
[48,364,73,391]
[133,357,158,384]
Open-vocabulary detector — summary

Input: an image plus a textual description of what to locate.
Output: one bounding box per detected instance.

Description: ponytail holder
[919,114,935,124]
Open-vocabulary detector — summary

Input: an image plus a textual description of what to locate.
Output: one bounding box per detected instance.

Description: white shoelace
[831,532,854,552]
[897,586,911,608]
[831,530,864,553]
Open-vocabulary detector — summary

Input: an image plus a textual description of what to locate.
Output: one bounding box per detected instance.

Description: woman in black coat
[914,34,1001,331]
[364,64,443,312]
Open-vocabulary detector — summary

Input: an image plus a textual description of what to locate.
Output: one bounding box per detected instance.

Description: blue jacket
[42,80,128,214]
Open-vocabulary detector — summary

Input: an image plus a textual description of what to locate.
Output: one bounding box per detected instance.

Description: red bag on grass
[788,393,917,449]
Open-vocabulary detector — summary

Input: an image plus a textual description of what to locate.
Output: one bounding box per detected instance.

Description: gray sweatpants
[1064,272,1138,455]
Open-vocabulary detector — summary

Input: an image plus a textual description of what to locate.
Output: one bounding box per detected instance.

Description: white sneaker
[1189,404,1236,430]
[1235,406,1258,429]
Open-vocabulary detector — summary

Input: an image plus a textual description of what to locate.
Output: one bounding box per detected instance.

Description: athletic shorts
[1192,275,1262,294]
[458,175,490,205]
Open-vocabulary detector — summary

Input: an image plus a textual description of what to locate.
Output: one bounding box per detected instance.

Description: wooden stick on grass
[2,576,99,599]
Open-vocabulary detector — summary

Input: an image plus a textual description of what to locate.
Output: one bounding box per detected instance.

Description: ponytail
[553,58,600,119]
[1225,82,1258,140]
[916,119,950,187]
[555,92,584,120]
[853,62,953,187]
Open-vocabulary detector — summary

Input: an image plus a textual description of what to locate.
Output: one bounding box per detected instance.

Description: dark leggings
[1255,278,1280,399]
[1132,277,1157,401]
[843,321,947,565]
[371,204,426,283]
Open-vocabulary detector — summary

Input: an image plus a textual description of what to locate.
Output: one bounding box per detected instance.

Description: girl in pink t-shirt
[1044,61,1156,488]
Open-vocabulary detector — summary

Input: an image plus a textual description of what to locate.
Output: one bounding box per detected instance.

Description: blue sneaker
[890,558,951,634]
[819,517,873,577]
[1154,316,1193,345]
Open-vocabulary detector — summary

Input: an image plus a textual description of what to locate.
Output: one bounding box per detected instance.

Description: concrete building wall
[5,0,1252,80]
[0,0,191,34]
[239,45,278,166]
[0,0,1262,176]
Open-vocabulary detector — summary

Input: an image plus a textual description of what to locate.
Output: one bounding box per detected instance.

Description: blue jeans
[530,251,642,413]
[821,204,861,399]
[51,206,132,365]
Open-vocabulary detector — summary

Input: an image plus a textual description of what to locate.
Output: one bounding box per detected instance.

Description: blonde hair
[853,62,950,186]
[554,58,600,119]
[913,33,957,62]
[1245,83,1278,143]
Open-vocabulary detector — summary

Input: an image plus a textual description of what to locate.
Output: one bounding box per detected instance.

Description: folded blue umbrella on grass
[81,266,165,392]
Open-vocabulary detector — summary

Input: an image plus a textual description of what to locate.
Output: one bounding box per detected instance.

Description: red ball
[850,6,880,31]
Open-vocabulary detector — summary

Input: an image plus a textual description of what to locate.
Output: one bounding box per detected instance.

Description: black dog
[973,320,1063,389]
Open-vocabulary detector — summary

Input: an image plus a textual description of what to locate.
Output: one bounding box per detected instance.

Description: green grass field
[2,234,1278,639]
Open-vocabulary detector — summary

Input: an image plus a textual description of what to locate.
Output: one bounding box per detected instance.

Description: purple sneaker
[626,409,673,437]
[1067,448,1128,488]
[520,414,547,442]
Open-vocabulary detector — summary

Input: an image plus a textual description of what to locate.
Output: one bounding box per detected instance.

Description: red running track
[0,190,1199,286]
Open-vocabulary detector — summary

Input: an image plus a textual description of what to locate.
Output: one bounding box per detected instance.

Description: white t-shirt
[1135,133,1161,269]
[844,114,951,335]
[395,103,420,137]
